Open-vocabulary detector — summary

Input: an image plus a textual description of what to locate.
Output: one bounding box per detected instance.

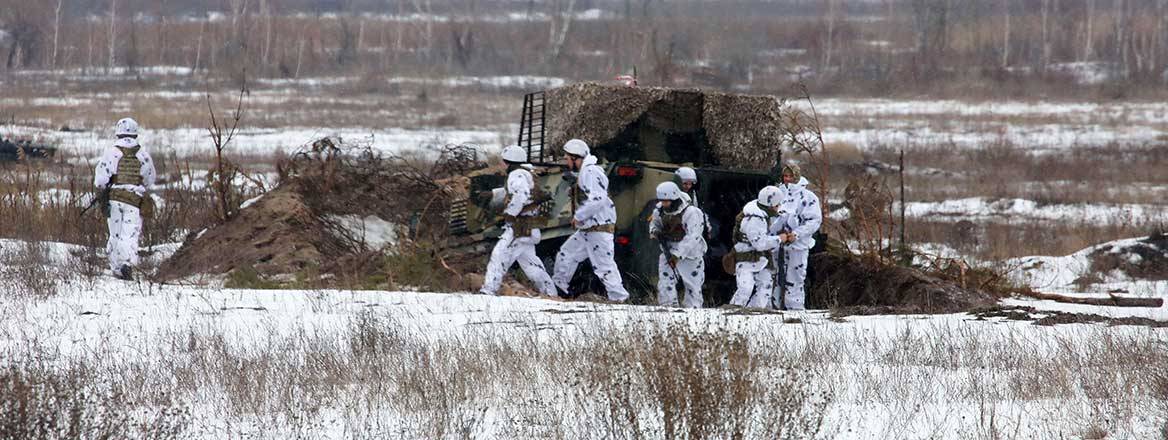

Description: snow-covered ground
[4,124,508,160]
[1,239,1165,439]
[802,98,1168,151]
[1010,236,1168,297]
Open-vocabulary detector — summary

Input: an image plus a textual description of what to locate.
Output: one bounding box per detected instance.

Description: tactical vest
[503,174,549,237]
[108,146,145,207]
[111,146,143,186]
[659,206,690,242]
[731,204,769,264]
[504,183,548,216]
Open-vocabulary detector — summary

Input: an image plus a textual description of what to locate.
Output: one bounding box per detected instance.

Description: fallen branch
[1015,290,1164,308]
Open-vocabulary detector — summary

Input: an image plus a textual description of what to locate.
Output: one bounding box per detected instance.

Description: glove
[503,214,518,224]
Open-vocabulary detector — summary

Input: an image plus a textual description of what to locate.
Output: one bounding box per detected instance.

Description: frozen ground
[4,124,510,160]
[1,239,1166,439]
[4,74,1166,162]
[1010,236,1168,297]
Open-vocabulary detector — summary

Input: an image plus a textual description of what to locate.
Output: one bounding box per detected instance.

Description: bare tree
[1082,0,1094,62]
[547,0,579,63]
[193,21,205,74]
[260,0,273,69]
[1041,0,1051,73]
[821,0,839,72]
[51,0,62,68]
[157,0,168,66]
[205,75,249,223]
[108,0,117,72]
[1001,0,1010,68]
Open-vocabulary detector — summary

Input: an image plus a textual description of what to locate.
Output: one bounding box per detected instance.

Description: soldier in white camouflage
[478,145,557,297]
[769,163,822,310]
[93,118,156,280]
[728,186,785,308]
[551,139,630,302]
[649,181,707,308]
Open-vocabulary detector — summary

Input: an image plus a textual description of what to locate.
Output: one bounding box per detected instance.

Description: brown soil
[157,181,355,280]
[810,250,1001,315]
[970,305,1168,328]
[158,141,473,282]
[1088,232,1168,281]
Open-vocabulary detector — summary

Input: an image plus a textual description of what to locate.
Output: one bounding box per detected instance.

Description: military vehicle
[0,138,57,162]
[445,82,787,304]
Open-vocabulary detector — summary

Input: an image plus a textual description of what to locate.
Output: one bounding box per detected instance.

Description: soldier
[728,186,785,308]
[675,166,714,239]
[649,182,707,308]
[478,145,558,297]
[94,117,156,281]
[552,139,630,303]
[674,167,700,209]
[770,163,822,310]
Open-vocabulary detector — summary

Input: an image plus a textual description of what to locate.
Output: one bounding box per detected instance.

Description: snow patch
[326,215,399,250]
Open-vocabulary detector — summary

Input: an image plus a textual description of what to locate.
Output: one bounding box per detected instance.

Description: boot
[118,265,134,281]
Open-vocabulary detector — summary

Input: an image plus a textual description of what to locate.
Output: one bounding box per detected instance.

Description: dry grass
[2,295,1166,438]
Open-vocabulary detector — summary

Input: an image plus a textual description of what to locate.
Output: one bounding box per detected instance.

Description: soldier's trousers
[481,226,556,297]
[106,200,141,272]
[729,257,773,308]
[552,230,630,302]
[772,248,809,310]
[657,254,704,308]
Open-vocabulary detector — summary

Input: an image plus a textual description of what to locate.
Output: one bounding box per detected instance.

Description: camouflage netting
[545,82,784,169]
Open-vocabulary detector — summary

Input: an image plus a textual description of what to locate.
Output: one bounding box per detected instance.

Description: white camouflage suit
[480,167,557,297]
[649,200,707,308]
[94,137,156,273]
[552,155,630,302]
[728,200,783,308]
[769,177,823,310]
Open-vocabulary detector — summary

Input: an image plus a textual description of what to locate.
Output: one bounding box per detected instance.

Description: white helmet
[115,117,139,137]
[501,145,526,163]
[563,139,589,157]
[675,167,697,183]
[758,186,783,208]
[656,181,682,200]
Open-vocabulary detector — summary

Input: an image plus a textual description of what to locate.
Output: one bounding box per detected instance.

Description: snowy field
[4,72,1167,160]
[1,239,1166,439]
[3,73,1168,438]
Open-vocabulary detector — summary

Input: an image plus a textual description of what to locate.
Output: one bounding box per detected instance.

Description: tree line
[2,0,1166,95]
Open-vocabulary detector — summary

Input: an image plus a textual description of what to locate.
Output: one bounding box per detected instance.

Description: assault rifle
[80,183,111,218]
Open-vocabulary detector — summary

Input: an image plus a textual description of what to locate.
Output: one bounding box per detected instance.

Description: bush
[0,366,189,439]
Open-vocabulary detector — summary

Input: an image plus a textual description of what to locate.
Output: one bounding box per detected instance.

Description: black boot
[118,265,134,281]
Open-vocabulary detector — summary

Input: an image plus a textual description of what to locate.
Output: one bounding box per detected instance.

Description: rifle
[80,184,111,218]
[771,240,787,310]
[659,239,682,280]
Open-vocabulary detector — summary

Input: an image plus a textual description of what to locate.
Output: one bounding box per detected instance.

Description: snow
[902,197,1168,226]
[12,65,195,79]
[808,98,1168,151]
[1009,236,1168,295]
[4,124,505,159]
[1048,62,1120,85]
[325,214,399,250]
[0,236,1165,438]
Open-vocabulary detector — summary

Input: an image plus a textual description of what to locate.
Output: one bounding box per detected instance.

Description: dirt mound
[1088,233,1168,281]
[158,141,476,282]
[158,181,353,279]
[809,249,999,314]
